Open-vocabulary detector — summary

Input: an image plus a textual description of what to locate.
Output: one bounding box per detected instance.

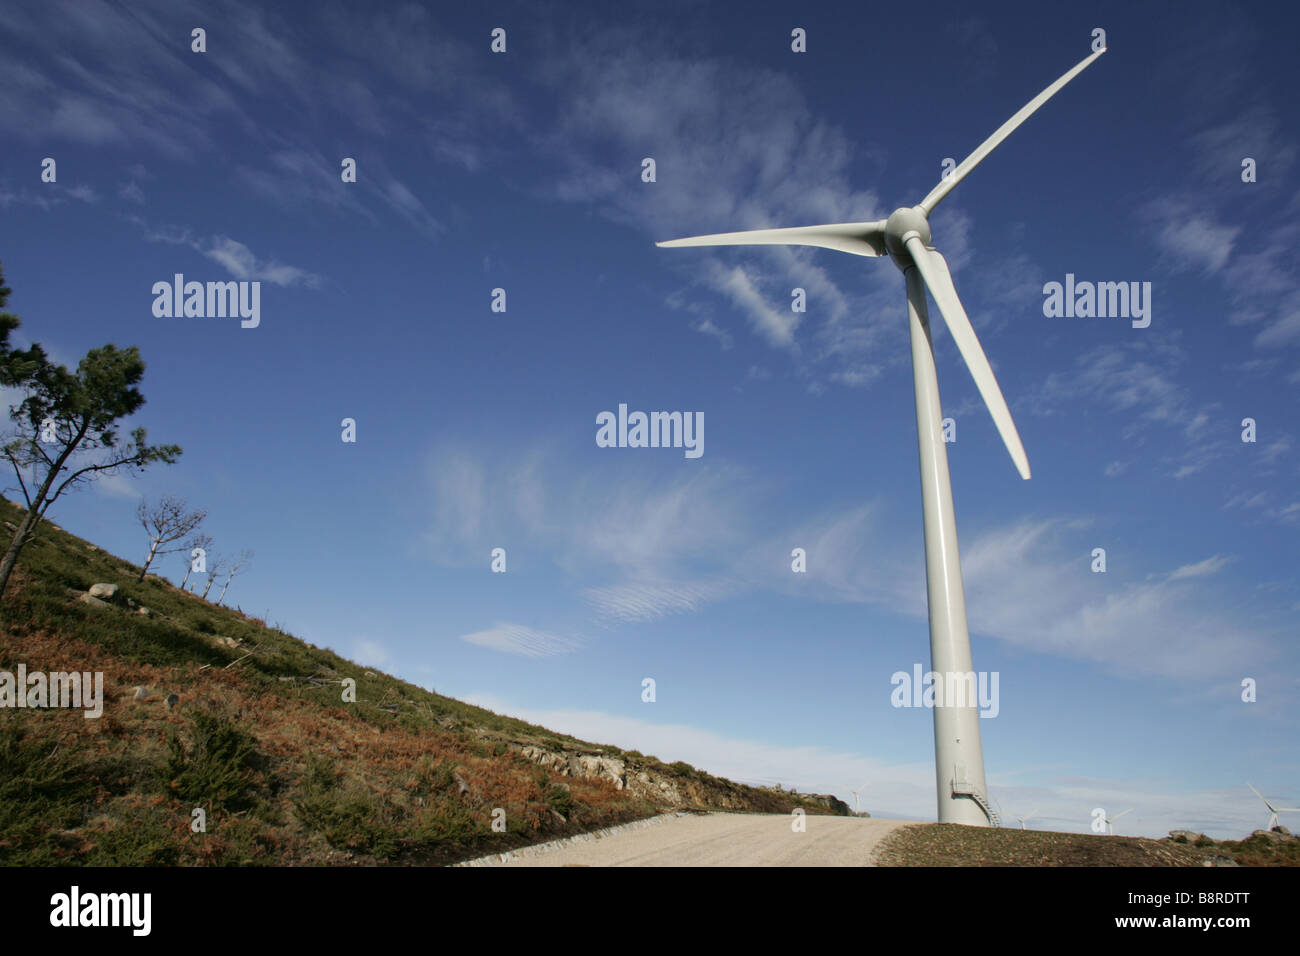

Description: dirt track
[472,812,909,867]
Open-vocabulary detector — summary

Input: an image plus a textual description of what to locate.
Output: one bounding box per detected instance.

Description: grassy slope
[874,823,1300,867]
[0,496,838,866]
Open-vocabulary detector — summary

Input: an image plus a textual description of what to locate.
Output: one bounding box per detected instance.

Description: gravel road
[474,812,909,867]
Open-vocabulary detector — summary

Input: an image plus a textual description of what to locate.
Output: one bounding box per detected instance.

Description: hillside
[0,496,846,866]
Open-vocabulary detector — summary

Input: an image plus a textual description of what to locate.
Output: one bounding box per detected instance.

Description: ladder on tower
[951,768,1000,827]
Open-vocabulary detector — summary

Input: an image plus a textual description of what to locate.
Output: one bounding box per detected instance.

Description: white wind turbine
[1015,809,1038,830]
[1247,782,1300,830]
[658,47,1106,826]
[1105,808,1133,835]
[850,784,869,814]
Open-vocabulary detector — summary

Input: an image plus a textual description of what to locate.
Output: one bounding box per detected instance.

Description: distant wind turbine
[850,785,869,814]
[1015,809,1038,830]
[658,46,1107,826]
[1105,808,1133,836]
[1247,783,1300,830]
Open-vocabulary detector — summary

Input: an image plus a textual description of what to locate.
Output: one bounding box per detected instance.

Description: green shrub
[164,710,261,813]
[415,756,457,795]
[546,783,573,819]
[0,718,98,863]
[81,810,179,866]
[293,759,399,860]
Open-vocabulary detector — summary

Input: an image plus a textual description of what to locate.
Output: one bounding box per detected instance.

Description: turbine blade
[1247,782,1273,809]
[904,236,1031,479]
[1114,808,1134,820]
[918,47,1107,215]
[657,220,889,258]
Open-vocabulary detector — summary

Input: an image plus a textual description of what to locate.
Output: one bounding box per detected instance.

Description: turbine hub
[884,206,932,267]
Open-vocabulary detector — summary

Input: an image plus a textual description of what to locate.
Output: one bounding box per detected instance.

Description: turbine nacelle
[884,206,932,268]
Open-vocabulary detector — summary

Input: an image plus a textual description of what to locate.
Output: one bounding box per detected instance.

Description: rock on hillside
[512,742,849,815]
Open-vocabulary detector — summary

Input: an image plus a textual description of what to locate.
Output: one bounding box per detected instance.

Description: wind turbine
[1015,809,1038,830]
[1247,782,1300,830]
[1105,808,1133,835]
[850,785,868,814]
[658,47,1106,826]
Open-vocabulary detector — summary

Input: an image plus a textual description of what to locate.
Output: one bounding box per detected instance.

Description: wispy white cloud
[424,443,764,624]
[459,623,580,658]
[1144,197,1239,274]
[203,236,321,288]
[1028,341,1230,479]
[1142,32,1300,360]
[797,511,1280,681]
[532,27,894,385]
[705,262,800,350]
[0,182,99,210]
[582,578,736,624]
[425,443,1286,681]
[133,217,322,288]
[1166,554,1234,581]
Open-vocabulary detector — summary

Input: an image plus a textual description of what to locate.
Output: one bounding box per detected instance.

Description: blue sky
[1,0,1297,838]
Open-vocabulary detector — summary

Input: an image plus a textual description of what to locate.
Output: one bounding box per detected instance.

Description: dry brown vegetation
[0,497,843,866]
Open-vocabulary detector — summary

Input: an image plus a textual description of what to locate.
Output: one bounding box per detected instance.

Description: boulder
[797,792,853,815]
[574,753,627,790]
[132,686,154,700]
[1169,829,1205,843]
[88,583,121,602]
[78,593,109,608]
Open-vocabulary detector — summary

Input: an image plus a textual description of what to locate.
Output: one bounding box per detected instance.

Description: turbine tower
[658,47,1106,825]
[1247,782,1300,830]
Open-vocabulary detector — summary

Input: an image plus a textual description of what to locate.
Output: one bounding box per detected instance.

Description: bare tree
[179,532,214,590]
[216,549,253,605]
[136,496,206,582]
[199,552,227,601]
